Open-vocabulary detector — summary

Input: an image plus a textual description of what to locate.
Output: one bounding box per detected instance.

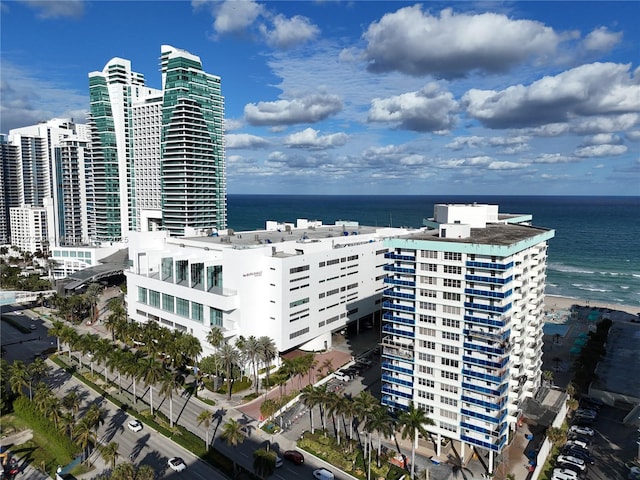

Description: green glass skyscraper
[87,46,226,242]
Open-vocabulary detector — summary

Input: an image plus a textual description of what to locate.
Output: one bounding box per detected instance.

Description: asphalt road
[0,309,56,363]
[46,364,229,480]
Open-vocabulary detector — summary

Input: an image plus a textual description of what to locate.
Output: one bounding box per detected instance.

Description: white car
[313,468,335,480]
[552,468,579,479]
[333,371,350,382]
[569,425,594,437]
[168,457,187,472]
[565,439,589,450]
[127,419,143,432]
[556,455,586,472]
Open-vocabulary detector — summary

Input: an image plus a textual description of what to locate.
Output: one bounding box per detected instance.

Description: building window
[418,390,435,400]
[149,290,160,308]
[420,289,437,298]
[443,265,462,275]
[442,305,461,315]
[418,378,435,388]
[441,371,459,381]
[420,276,437,285]
[176,298,189,317]
[441,344,459,355]
[290,298,310,308]
[420,250,438,259]
[443,278,461,288]
[162,293,174,313]
[418,352,435,362]
[138,286,147,304]
[443,292,461,301]
[176,260,188,285]
[444,252,462,261]
[290,327,309,339]
[418,327,436,336]
[420,263,438,272]
[419,302,436,311]
[161,257,173,282]
[210,308,223,327]
[442,318,460,328]
[290,265,310,274]
[192,302,203,322]
[419,340,436,349]
[441,358,459,368]
[191,263,204,290]
[207,265,223,291]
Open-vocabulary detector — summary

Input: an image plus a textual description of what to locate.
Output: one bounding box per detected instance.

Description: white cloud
[626,130,640,141]
[488,161,529,170]
[572,113,639,134]
[446,135,530,150]
[583,133,623,145]
[207,0,264,35]
[226,133,270,149]
[259,14,319,49]
[224,118,243,131]
[363,6,561,78]
[463,62,640,129]
[284,128,348,149]
[582,27,622,53]
[244,93,343,126]
[574,144,628,157]
[368,83,458,132]
[0,62,87,133]
[531,153,579,164]
[19,0,84,19]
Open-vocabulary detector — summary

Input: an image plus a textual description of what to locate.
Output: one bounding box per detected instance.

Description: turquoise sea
[227,195,640,308]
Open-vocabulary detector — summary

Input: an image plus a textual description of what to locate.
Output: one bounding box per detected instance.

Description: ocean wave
[571,284,611,293]
[620,286,630,290]
[548,263,595,274]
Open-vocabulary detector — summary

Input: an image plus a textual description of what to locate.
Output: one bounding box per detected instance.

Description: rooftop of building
[404,221,552,246]
[180,222,398,249]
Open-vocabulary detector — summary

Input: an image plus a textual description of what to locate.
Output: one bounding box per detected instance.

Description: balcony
[382,362,413,376]
[463,368,508,385]
[383,265,415,274]
[383,301,416,314]
[460,434,506,453]
[382,385,413,399]
[382,396,409,411]
[464,288,512,299]
[463,342,510,356]
[384,277,416,288]
[462,381,507,397]
[465,274,512,285]
[384,252,416,262]
[466,260,514,270]
[382,374,414,388]
[382,313,415,327]
[383,289,416,301]
[382,325,415,338]
[465,302,512,314]
[382,345,414,362]
[464,315,508,328]
[461,394,507,411]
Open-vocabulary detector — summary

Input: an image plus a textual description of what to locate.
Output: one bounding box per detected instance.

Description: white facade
[9,204,50,253]
[48,244,124,280]
[125,221,416,357]
[381,204,554,472]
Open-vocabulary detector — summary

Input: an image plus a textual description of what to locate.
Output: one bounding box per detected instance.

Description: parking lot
[553,399,638,480]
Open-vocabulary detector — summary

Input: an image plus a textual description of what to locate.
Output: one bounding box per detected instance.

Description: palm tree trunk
[150,386,154,415]
[169,394,174,428]
[309,409,315,434]
[411,428,417,480]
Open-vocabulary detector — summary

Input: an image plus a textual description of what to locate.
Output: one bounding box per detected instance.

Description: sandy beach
[544,294,639,317]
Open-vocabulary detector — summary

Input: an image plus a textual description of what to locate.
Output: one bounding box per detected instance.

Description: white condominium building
[381,204,554,473]
[125,220,415,357]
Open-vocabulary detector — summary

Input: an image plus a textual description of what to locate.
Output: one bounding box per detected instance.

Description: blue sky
[1,1,639,196]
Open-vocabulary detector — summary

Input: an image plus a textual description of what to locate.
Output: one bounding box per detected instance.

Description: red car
[283,450,304,465]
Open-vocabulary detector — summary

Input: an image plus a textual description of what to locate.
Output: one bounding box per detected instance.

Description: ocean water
[227,195,640,308]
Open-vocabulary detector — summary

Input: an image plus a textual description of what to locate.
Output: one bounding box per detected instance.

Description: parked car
[551,470,579,480]
[168,457,187,472]
[563,447,595,465]
[552,468,579,479]
[566,433,592,445]
[574,409,597,417]
[313,468,335,480]
[127,419,143,432]
[565,439,590,450]
[333,371,351,382]
[556,454,587,472]
[569,425,594,437]
[283,450,304,465]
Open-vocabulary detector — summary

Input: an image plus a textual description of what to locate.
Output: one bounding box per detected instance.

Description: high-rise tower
[87,45,226,242]
[381,204,554,474]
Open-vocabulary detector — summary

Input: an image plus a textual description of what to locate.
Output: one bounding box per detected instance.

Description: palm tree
[107,348,127,393]
[159,371,184,428]
[340,395,357,446]
[135,465,156,480]
[320,358,334,375]
[100,441,119,470]
[257,336,277,390]
[49,320,66,352]
[8,360,29,397]
[139,357,165,415]
[218,343,241,400]
[197,410,215,448]
[86,403,107,442]
[300,385,320,434]
[253,448,277,479]
[59,411,75,439]
[397,402,435,480]
[315,384,331,432]
[84,282,103,323]
[546,426,565,446]
[93,338,112,382]
[60,325,78,360]
[27,358,49,400]
[542,370,554,386]
[62,390,81,418]
[123,351,143,405]
[241,335,261,394]
[33,381,54,412]
[104,304,126,343]
[74,417,95,463]
[221,418,246,476]
[206,326,225,351]
[366,405,395,467]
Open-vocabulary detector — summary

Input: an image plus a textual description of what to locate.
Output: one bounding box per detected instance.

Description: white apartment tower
[0,119,89,247]
[87,45,226,241]
[381,204,554,473]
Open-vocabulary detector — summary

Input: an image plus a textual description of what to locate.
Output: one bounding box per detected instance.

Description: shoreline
[544,294,639,317]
